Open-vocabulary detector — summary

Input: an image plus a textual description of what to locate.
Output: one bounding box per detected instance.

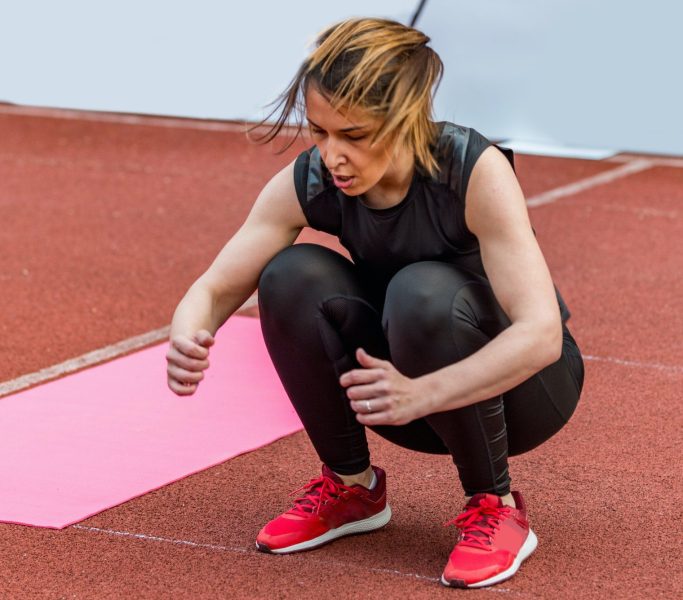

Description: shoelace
[287,475,356,517]
[444,503,512,550]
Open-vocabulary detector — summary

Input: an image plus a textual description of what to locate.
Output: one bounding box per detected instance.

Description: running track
[0,105,681,599]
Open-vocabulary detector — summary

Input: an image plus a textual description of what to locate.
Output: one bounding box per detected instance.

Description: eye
[347,134,367,141]
[310,127,325,136]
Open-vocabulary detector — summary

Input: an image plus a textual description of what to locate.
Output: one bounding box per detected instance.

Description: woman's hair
[247,17,444,176]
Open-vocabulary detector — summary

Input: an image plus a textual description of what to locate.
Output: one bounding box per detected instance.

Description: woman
[166,18,584,589]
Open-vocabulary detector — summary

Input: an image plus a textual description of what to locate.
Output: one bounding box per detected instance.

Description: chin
[340,188,363,197]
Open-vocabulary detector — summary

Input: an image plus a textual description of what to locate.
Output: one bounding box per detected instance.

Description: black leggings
[257,244,584,496]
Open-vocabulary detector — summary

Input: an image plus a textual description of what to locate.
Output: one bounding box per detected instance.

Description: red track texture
[1,108,681,599]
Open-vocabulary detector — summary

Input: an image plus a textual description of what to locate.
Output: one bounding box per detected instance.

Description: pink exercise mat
[0,316,302,529]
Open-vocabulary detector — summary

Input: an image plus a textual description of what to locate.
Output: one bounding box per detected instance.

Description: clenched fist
[166,329,215,396]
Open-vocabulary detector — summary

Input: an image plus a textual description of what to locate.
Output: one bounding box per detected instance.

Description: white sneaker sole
[256,504,392,554]
[440,528,538,588]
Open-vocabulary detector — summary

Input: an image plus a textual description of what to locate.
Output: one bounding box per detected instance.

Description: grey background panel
[421,0,681,155]
[1,0,680,155]
[0,0,415,120]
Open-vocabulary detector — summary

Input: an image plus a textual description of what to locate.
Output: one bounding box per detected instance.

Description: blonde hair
[248,18,444,177]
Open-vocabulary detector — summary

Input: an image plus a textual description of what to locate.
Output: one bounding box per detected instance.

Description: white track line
[525,159,654,207]
[71,524,434,581]
[583,354,683,375]
[0,104,299,135]
[0,295,258,399]
[72,525,250,553]
[72,524,526,594]
[607,154,683,168]
[3,104,682,171]
[0,325,169,398]
[0,151,239,180]
[592,202,679,220]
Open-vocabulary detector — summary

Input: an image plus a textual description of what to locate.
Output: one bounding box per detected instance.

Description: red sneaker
[441,491,537,588]
[256,465,391,554]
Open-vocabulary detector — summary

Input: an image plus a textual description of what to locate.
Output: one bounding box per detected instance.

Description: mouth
[332,174,355,189]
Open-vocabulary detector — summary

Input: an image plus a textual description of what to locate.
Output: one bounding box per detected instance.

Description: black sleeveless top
[293,121,570,322]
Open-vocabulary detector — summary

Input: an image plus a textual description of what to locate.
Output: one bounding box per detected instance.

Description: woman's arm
[167,159,307,395]
[416,145,563,412]
[171,159,306,337]
[342,146,563,424]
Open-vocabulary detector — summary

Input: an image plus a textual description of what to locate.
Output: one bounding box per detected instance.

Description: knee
[383,262,460,336]
[258,244,347,306]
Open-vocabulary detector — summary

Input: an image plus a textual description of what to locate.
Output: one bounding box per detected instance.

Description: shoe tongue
[466,493,504,509]
[289,466,341,516]
[321,464,345,484]
[458,494,506,545]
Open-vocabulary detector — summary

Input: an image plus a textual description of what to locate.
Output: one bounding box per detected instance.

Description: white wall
[2,0,681,155]
[0,0,415,121]
[421,0,682,155]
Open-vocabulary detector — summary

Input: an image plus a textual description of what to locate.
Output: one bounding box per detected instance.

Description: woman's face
[305,85,404,197]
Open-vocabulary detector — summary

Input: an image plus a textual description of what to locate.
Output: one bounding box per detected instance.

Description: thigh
[504,325,584,456]
[258,242,391,372]
[382,260,584,461]
[260,247,453,457]
[382,261,510,377]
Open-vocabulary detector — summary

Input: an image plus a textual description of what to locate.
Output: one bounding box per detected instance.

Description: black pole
[409,0,429,27]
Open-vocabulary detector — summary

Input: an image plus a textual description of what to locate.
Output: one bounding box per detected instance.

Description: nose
[319,137,347,170]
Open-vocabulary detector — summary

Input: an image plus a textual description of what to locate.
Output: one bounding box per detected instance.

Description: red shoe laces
[287,476,355,516]
[444,502,512,550]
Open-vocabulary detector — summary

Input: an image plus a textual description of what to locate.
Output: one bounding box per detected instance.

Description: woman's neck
[363,149,416,209]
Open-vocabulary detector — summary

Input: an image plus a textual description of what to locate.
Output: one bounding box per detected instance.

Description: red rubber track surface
[1,109,681,599]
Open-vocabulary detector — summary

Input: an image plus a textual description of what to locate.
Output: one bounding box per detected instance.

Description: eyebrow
[307,118,368,133]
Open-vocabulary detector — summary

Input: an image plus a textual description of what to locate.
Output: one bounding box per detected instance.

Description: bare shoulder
[246,159,308,231]
[464,145,529,237]
[463,145,559,329]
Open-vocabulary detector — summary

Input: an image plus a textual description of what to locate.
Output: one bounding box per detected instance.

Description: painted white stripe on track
[3,104,682,172]
[583,354,683,375]
[0,295,258,398]
[589,202,679,220]
[0,104,299,135]
[0,325,169,398]
[71,524,433,580]
[607,154,683,168]
[525,159,654,207]
[71,524,528,594]
[72,524,250,553]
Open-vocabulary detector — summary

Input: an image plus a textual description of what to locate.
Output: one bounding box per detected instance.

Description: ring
[364,401,372,413]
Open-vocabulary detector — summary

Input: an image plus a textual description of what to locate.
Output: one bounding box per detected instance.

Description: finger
[171,336,209,359]
[168,378,198,396]
[355,408,399,426]
[349,397,391,414]
[339,368,385,388]
[356,347,390,369]
[346,381,390,401]
[165,347,210,371]
[356,405,414,426]
[194,330,215,348]
[167,365,205,384]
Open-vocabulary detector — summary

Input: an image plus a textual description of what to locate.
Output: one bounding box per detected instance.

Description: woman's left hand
[340,348,435,426]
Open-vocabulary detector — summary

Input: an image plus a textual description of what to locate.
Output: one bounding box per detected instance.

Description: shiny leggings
[257,244,584,496]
